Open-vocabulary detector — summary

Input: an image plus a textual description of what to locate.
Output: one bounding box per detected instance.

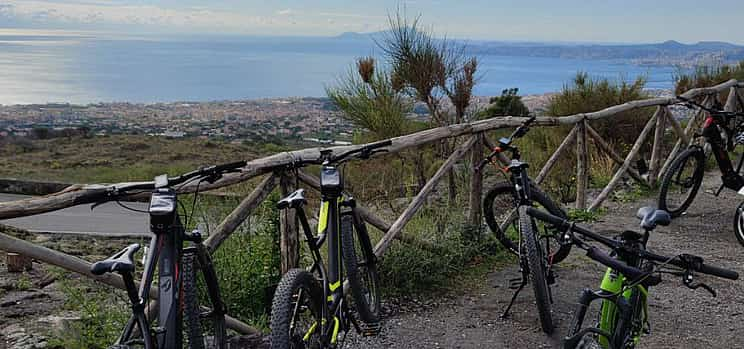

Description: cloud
[0,1,387,36]
[276,8,292,16]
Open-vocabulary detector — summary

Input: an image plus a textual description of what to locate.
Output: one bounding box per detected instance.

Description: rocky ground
[345,172,744,348]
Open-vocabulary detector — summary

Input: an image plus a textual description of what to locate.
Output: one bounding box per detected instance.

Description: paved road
[0,193,150,236]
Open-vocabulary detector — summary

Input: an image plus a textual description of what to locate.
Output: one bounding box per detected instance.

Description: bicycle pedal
[360,322,381,336]
[507,277,523,289]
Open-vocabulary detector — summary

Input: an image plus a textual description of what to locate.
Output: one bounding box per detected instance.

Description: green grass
[48,274,129,349]
[0,135,261,183]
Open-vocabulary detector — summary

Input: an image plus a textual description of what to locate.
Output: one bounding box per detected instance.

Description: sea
[0,33,679,105]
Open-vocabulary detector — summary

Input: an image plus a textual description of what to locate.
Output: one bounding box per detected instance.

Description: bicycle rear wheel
[518,205,554,334]
[182,249,227,349]
[341,211,381,324]
[658,147,705,217]
[270,269,324,349]
[484,182,571,264]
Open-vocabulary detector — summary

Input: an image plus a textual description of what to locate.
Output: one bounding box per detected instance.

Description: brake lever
[90,188,118,211]
[683,271,717,297]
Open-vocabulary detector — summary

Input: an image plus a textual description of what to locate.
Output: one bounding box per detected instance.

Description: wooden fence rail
[0,79,742,335]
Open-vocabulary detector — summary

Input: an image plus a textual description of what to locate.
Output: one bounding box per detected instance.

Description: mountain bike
[526,206,739,349]
[658,94,744,218]
[477,116,570,334]
[270,140,390,349]
[91,161,246,349]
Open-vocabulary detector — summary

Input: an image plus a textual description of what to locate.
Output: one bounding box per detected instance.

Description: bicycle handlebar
[105,160,248,196]
[677,95,744,118]
[586,246,657,283]
[289,139,393,169]
[525,207,739,281]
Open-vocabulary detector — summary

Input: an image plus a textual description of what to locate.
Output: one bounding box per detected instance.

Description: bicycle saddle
[636,207,671,231]
[277,189,307,209]
[91,244,140,275]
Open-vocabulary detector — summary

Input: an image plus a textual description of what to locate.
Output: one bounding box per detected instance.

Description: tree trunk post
[648,106,667,187]
[6,252,32,272]
[279,173,299,274]
[535,125,578,185]
[589,111,659,211]
[575,120,589,210]
[468,133,484,232]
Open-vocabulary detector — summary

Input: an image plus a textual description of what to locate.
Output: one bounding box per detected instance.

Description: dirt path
[350,173,744,348]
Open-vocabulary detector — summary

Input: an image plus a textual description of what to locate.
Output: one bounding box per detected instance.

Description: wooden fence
[0,79,742,334]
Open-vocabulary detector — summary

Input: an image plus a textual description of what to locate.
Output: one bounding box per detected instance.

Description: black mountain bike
[91,161,246,349]
[526,207,739,349]
[270,140,390,349]
[658,95,744,219]
[478,116,570,334]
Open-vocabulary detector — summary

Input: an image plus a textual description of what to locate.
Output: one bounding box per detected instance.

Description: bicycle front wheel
[484,182,571,264]
[341,212,381,324]
[270,269,324,349]
[733,201,744,247]
[182,249,227,349]
[658,147,705,217]
[518,205,554,334]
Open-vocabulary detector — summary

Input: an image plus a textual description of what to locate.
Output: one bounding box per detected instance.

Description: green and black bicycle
[526,206,739,349]
[478,116,570,334]
[270,140,390,349]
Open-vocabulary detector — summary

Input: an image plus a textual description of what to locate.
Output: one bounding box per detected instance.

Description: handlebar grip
[526,207,569,229]
[586,247,660,284]
[697,263,739,280]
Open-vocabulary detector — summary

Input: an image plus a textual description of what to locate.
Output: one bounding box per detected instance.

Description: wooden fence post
[585,124,645,184]
[374,135,478,258]
[647,106,667,187]
[535,125,578,185]
[279,173,299,274]
[659,95,712,178]
[575,120,589,210]
[588,110,659,211]
[468,133,484,230]
[725,86,740,112]
[204,173,278,253]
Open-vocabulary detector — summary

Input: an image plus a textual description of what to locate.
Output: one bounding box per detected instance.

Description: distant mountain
[467,40,744,65]
[334,32,744,66]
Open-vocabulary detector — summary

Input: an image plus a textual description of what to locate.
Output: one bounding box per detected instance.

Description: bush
[526,72,652,202]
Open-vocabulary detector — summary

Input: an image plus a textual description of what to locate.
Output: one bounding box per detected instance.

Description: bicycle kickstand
[501,269,528,319]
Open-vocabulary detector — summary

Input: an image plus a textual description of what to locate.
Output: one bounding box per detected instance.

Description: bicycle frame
[692,105,744,192]
[117,187,202,348]
[289,165,357,345]
[566,232,650,349]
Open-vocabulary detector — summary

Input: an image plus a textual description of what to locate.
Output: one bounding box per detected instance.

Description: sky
[0,0,743,44]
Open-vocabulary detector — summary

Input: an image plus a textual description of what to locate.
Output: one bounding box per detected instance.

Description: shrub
[479,88,530,118]
[675,60,744,103]
[529,72,652,202]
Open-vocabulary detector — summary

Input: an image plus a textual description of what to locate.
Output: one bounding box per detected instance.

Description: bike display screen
[321,166,342,192]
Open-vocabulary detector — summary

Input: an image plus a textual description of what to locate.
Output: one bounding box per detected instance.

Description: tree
[378,12,479,201]
[479,88,530,118]
[326,57,413,141]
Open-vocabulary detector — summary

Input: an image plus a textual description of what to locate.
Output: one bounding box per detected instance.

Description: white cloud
[0,1,387,36]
